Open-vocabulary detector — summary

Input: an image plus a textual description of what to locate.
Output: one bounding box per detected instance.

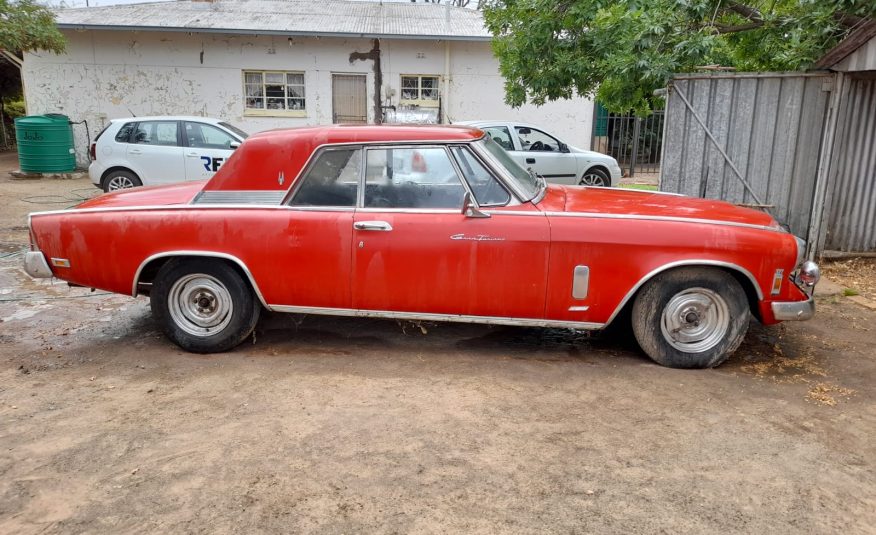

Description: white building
[23,0,595,166]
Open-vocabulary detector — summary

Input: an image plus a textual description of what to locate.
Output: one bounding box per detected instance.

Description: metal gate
[332,74,367,124]
[591,104,664,177]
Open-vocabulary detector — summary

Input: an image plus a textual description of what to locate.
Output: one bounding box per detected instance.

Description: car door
[352,144,549,319]
[126,120,186,184]
[510,125,579,185]
[182,121,240,181]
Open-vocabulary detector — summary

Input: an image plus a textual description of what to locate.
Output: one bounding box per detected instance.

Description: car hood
[75,181,208,209]
[539,185,780,228]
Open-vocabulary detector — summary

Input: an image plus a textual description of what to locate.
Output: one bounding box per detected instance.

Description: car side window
[288,148,360,207]
[450,146,510,206]
[185,122,237,150]
[364,147,466,209]
[483,126,513,150]
[132,121,179,147]
[515,126,561,152]
[114,122,136,143]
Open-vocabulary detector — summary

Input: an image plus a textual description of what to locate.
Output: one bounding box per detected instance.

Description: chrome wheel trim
[579,172,606,186]
[167,274,234,337]
[106,175,136,190]
[660,287,730,353]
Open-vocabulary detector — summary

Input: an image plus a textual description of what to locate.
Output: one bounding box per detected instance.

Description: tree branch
[726,2,763,22]
[714,21,764,34]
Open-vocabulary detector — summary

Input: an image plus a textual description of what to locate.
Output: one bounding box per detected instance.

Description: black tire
[579,167,610,187]
[150,258,261,353]
[631,267,750,369]
[102,169,142,192]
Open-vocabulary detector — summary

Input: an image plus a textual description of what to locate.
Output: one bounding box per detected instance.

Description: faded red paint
[28,125,809,328]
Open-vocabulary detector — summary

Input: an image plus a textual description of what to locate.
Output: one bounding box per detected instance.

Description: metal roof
[55,0,492,41]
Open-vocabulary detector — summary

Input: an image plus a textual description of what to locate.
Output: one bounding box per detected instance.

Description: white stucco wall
[23,30,594,167]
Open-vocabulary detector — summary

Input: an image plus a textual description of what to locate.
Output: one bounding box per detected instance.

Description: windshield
[475,137,540,201]
[219,122,249,140]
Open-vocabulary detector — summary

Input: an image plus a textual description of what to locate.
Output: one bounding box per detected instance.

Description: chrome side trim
[24,251,53,278]
[131,251,270,310]
[193,190,287,205]
[543,211,781,232]
[568,306,590,312]
[771,296,815,321]
[604,259,765,325]
[269,304,605,330]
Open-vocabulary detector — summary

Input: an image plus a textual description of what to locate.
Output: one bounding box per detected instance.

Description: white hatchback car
[457,121,622,187]
[89,116,248,192]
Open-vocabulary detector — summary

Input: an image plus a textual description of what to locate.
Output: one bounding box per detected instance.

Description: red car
[24,125,819,368]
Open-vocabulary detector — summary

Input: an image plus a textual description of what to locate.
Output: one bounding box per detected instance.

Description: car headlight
[797,260,821,289]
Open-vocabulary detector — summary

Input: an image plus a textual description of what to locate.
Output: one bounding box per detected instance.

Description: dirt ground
[1,152,875,534]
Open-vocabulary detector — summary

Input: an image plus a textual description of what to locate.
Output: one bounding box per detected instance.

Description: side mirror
[558,142,570,153]
[229,142,240,149]
[462,191,490,219]
[518,127,532,135]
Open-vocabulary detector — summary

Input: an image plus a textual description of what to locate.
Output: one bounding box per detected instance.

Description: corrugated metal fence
[661,73,833,240]
[823,75,876,252]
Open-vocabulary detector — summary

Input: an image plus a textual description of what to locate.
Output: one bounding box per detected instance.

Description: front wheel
[631,268,750,368]
[102,170,142,192]
[150,259,261,353]
[579,167,610,187]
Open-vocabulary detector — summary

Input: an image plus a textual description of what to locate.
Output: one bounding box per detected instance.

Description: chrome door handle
[354,221,393,232]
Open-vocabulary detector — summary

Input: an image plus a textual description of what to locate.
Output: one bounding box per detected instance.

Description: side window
[289,148,360,207]
[132,121,179,147]
[364,147,465,209]
[451,146,510,206]
[184,122,237,150]
[515,126,561,152]
[483,126,513,151]
[114,122,136,143]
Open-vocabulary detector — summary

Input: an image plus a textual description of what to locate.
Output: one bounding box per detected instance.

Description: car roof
[110,116,226,124]
[456,120,544,129]
[203,124,485,192]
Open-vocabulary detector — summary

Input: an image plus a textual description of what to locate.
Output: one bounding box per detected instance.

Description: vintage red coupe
[24,125,819,368]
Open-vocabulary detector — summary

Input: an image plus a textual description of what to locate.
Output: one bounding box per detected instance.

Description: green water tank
[14,114,76,173]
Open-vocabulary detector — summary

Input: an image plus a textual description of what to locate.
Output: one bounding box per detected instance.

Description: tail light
[89,142,96,161]
[411,151,427,173]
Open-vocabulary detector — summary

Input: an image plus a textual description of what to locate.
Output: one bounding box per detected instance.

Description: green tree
[0,0,65,55]
[483,0,876,114]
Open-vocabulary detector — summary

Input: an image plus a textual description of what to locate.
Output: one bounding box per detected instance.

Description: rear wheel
[631,268,750,368]
[579,167,610,187]
[102,170,141,192]
[150,259,261,353]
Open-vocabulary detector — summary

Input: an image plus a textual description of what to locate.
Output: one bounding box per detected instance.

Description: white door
[126,120,185,184]
[182,121,239,181]
[510,125,579,185]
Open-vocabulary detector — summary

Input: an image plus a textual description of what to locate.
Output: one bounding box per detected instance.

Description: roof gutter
[56,23,493,42]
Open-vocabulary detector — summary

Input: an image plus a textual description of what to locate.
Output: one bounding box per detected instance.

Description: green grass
[620,183,659,191]
[843,288,860,297]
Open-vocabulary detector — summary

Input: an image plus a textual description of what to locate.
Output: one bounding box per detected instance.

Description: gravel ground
[1,153,875,534]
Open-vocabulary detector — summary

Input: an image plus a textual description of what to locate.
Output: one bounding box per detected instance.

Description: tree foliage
[0,0,65,55]
[482,0,876,114]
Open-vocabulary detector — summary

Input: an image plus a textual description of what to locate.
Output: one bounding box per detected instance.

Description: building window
[243,71,306,116]
[400,75,440,107]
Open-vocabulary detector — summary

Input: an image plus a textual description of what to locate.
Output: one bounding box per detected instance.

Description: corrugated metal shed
[54,0,491,41]
[660,73,833,240]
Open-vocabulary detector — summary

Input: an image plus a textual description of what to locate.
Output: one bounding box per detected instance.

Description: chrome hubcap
[107,175,135,190]
[580,173,606,186]
[660,287,730,353]
[168,274,233,337]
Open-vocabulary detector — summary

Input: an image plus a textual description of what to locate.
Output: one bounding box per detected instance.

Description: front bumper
[771,295,815,321]
[24,251,53,278]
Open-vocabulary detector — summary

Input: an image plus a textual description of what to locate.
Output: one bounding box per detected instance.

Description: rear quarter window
[114,122,136,143]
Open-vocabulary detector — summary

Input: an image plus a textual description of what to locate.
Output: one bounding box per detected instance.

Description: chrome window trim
[447,144,516,208]
[357,207,461,214]
[604,259,764,326]
[131,251,270,309]
[269,304,605,330]
[470,140,531,203]
[542,211,782,232]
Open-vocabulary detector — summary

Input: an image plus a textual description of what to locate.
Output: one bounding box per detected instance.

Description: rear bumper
[771,295,815,321]
[24,251,53,278]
